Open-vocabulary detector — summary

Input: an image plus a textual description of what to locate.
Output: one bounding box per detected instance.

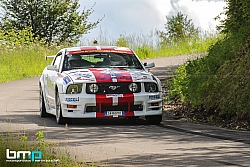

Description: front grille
[86,82,141,94]
[86,104,143,112]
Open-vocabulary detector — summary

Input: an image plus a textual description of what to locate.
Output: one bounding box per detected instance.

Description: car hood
[62,68,155,84]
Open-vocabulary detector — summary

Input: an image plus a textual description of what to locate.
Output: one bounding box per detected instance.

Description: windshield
[62,52,143,71]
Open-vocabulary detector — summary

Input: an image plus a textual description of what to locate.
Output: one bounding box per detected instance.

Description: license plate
[105,111,124,117]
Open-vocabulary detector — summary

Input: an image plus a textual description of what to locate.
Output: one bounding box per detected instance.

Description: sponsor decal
[131,72,142,80]
[65,97,80,102]
[106,94,123,98]
[63,76,71,84]
[69,50,133,54]
[131,72,151,81]
[72,73,92,78]
[110,72,117,82]
[149,95,160,100]
[68,71,77,75]
[57,73,64,77]
[75,77,91,81]
[73,73,93,80]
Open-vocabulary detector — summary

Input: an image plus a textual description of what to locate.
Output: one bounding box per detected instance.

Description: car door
[45,52,63,110]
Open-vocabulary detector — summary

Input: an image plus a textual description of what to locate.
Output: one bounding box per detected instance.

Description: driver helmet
[68,55,82,67]
[109,54,125,66]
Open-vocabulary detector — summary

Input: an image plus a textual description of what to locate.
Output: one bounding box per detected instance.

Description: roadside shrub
[0,27,45,47]
[170,28,250,121]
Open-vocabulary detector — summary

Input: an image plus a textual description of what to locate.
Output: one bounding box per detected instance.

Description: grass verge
[0,130,99,167]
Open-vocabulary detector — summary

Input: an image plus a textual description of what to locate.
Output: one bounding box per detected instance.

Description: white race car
[39,46,162,124]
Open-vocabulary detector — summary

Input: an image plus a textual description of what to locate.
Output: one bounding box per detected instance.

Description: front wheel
[146,115,162,125]
[39,86,50,117]
[55,92,72,125]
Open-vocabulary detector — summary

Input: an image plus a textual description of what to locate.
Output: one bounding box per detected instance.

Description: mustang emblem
[109,85,120,90]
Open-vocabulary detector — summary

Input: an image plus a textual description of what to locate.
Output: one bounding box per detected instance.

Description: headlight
[129,83,138,92]
[88,83,99,93]
[144,82,158,92]
[66,84,82,94]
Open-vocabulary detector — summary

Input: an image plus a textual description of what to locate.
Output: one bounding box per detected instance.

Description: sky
[80,0,226,41]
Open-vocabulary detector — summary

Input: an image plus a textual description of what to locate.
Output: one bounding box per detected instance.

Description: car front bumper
[59,92,162,118]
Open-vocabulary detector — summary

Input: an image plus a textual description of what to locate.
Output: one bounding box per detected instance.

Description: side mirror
[144,62,155,69]
[47,65,57,71]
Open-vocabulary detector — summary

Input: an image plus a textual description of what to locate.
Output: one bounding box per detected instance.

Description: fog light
[67,104,77,108]
[66,84,82,94]
[151,103,158,106]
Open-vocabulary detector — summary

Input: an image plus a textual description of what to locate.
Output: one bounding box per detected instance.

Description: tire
[55,92,72,125]
[39,86,50,117]
[146,115,162,125]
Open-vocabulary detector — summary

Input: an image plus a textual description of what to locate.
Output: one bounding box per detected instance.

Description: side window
[53,53,62,69]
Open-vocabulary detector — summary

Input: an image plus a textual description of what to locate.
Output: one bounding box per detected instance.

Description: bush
[170,29,250,120]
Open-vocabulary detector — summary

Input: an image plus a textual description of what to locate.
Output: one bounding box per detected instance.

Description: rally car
[39,46,163,124]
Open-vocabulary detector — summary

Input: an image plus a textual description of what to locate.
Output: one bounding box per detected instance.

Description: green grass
[0,44,58,84]
[0,130,98,167]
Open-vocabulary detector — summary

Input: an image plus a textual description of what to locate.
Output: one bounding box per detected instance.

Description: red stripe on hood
[89,68,133,83]
[114,68,133,82]
[89,68,112,82]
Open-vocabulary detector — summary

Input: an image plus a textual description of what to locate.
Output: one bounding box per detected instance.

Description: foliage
[157,11,199,44]
[0,0,103,45]
[0,43,57,83]
[169,0,250,121]
[0,27,45,47]
[115,35,128,47]
[217,0,250,35]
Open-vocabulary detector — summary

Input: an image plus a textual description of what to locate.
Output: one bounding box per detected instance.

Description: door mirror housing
[47,65,57,71]
[143,62,155,69]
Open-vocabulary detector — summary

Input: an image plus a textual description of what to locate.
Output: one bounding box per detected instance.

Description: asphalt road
[1,54,250,166]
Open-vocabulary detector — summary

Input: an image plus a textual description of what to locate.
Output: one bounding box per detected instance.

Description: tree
[160,11,199,42]
[216,0,250,38]
[0,0,103,45]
